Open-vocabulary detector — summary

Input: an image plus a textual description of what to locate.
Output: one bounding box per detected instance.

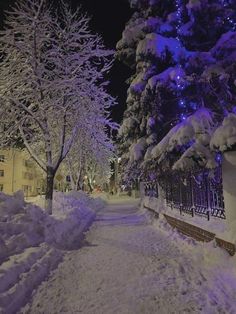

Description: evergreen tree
[117,0,236,183]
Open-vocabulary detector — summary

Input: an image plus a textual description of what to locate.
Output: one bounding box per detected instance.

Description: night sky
[0,0,133,122]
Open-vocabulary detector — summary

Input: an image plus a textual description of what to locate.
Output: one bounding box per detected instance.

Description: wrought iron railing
[144,181,159,198]
[144,166,225,220]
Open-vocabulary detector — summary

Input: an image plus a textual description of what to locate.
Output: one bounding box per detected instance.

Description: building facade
[0,148,45,196]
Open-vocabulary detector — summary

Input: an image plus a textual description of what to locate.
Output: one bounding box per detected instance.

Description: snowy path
[22,199,236,314]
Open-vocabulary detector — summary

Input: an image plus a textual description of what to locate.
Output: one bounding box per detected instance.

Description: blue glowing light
[175,0,186,116]
[180,113,186,121]
[179,99,185,108]
[216,153,222,163]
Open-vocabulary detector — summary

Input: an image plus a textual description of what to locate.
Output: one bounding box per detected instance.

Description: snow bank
[0,190,103,257]
[148,210,236,282]
[46,191,105,249]
[141,196,236,244]
[145,196,226,233]
[0,190,105,313]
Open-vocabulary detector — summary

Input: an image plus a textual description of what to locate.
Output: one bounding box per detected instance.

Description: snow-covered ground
[0,191,105,314]
[21,198,236,314]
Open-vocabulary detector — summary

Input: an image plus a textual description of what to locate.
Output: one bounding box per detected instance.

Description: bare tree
[0,0,115,213]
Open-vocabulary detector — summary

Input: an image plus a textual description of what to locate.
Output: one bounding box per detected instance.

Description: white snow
[129,138,147,162]
[146,66,186,91]
[130,71,147,95]
[136,33,190,63]
[151,108,217,169]
[118,117,137,136]
[0,191,104,313]
[173,143,217,171]
[20,198,236,314]
[211,113,236,152]
[143,196,227,237]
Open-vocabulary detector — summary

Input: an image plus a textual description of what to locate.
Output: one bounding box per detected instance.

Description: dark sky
[0,0,133,122]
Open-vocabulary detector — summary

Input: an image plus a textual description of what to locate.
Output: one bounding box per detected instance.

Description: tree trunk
[87,179,93,193]
[45,167,55,215]
[70,174,76,191]
[76,178,82,191]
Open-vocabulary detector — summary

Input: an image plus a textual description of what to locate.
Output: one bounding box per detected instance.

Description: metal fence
[144,167,225,220]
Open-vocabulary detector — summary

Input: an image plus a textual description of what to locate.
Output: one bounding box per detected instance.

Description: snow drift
[0,190,105,313]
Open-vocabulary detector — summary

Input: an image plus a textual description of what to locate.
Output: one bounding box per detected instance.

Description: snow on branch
[211,113,236,152]
[151,108,216,170]
[0,0,116,211]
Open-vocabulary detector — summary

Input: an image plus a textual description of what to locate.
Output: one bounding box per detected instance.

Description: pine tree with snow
[117,0,236,181]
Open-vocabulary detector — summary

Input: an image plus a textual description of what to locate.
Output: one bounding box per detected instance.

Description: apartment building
[0,148,45,196]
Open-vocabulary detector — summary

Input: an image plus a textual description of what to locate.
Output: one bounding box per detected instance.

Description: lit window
[0,155,5,162]
[0,170,4,177]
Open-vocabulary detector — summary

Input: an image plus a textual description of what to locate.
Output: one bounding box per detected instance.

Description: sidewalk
[22,199,236,314]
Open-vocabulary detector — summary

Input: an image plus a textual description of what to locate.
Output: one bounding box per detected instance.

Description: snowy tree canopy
[117,0,236,182]
[0,0,116,212]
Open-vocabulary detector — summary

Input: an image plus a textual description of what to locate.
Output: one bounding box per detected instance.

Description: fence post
[140,181,145,198]
[206,172,211,221]
[169,178,173,209]
[179,177,183,215]
[190,173,195,217]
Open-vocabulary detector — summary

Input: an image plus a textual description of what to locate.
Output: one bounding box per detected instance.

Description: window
[23,172,34,180]
[0,184,3,192]
[0,170,4,177]
[0,155,5,162]
[22,185,32,194]
[24,159,33,167]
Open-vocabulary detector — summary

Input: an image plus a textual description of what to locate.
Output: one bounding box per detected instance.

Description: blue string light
[215,152,222,164]
[175,0,186,121]
[220,0,236,30]
[174,0,236,125]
